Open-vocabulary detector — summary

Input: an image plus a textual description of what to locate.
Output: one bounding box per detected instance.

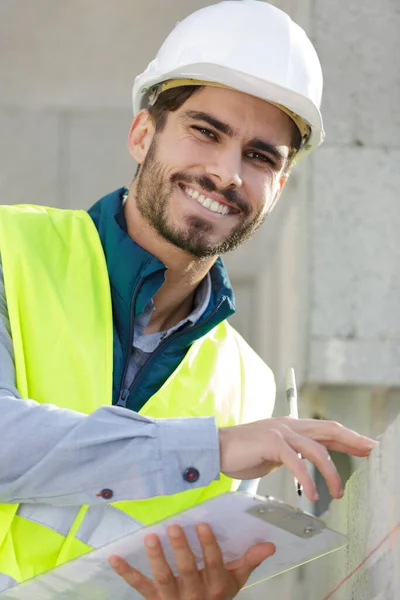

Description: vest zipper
[116,277,144,408]
[117,388,130,407]
[116,295,227,409]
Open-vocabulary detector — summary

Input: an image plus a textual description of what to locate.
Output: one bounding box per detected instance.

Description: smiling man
[0,1,376,599]
[122,84,296,343]
[129,87,293,258]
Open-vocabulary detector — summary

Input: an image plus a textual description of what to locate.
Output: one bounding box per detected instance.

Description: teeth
[185,187,229,216]
[210,201,220,213]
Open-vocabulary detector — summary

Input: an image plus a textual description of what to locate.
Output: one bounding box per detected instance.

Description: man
[0,1,376,598]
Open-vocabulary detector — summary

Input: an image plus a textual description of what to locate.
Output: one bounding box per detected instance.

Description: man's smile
[180,184,240,217]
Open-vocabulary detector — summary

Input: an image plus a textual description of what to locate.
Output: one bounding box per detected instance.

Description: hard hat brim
[133,63,325,153]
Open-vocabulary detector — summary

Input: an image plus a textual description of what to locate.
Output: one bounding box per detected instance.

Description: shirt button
[183,467,200,483]
[99,488,114,500]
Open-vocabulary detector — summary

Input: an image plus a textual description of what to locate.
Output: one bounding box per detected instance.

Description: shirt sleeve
[0,262,220,506]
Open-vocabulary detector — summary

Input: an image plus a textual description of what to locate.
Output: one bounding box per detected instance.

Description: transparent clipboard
[0,492,347,599]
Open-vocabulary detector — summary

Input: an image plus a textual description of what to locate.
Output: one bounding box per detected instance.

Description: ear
[266,174,289,214]
[127,110,155,165]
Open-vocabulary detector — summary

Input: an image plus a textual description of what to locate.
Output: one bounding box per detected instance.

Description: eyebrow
[182,110,288,167]
[183,110,236,137]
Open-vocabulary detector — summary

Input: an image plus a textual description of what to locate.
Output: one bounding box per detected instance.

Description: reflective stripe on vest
[17,504,142,548]
[0,573,18,592]
[0,205,275,589]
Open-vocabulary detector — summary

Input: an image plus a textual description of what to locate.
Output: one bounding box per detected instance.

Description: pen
[285,367,303,497]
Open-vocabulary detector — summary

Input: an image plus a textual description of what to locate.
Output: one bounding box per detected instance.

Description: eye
[246,150,275,166]
[192,126,218,140]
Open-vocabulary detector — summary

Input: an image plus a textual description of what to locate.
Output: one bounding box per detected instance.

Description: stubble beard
[135,137,267,258]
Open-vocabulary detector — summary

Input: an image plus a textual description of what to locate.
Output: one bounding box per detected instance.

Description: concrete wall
[308,0,400,389]
[254,0,400,392]
[238,387,400,599]
[294,410,400,600]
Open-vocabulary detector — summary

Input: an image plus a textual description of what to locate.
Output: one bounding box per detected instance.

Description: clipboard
[0,492,347,599]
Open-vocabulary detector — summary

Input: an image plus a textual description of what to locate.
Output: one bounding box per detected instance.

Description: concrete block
[64,109,134,209]
[0,108,58,207]
[312,2,359,144]
[0,0,212,109]
[285,409,400,599]
[311,147,400,343]
[309,338,400,386]
[265,0,313,30]
[314,0,400,146]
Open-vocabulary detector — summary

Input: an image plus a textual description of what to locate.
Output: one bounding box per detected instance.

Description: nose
[205,147,243,189]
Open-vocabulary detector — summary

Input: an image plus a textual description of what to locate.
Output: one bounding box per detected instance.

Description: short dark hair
[148,85,204,131]
[145,85,302,174]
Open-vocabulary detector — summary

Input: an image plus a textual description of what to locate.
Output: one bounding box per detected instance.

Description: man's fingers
[272,434,319,501]
[197,523,233,595]
[167,524,203,595]
[226,542,276,589]
[197,523,224,571]
[285,418,377,451]
[145,533,177,598]
[270,418,377,499]
[322,439,375,456]
[108,555,158,598]
[284,432,343,499]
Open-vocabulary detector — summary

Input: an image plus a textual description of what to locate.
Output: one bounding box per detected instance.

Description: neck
[124,183,215,333]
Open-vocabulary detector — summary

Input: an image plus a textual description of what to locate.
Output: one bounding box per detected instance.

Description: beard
[135,137,267,258]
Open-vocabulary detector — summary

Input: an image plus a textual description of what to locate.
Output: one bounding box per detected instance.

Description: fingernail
[168,525,181,538]
[109,556,120,568]
[365,438,378,448]
[145,535,158,548]
[197,523,210,535]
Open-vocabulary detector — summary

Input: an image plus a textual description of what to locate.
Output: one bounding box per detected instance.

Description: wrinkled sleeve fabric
[0,261,220,506]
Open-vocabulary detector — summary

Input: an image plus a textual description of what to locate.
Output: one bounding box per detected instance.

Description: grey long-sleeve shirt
[0,264,221,506]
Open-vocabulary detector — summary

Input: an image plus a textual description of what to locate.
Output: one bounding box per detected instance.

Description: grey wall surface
[308,0,400,387]
[296,412,400,600]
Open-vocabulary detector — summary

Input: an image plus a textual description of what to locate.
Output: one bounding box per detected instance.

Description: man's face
[133,86,294,258]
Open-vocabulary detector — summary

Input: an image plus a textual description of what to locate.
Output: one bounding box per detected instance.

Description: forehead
[175,85,294,146]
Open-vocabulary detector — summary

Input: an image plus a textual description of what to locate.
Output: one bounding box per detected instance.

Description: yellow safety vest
[0,205,275,588]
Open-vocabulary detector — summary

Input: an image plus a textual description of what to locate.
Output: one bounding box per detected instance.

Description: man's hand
[109,523,275,600]
[219,417,377,501]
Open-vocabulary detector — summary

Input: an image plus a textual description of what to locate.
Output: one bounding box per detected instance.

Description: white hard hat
[132,0,324,154]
